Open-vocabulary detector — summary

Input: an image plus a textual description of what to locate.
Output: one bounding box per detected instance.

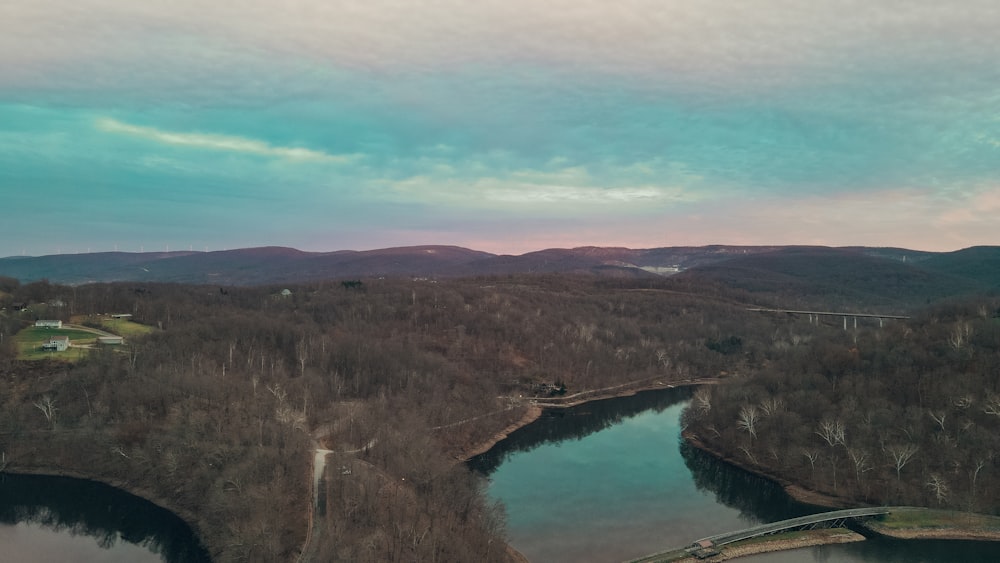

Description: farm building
[110,313,132,319]
[35,320,63,328]
[98,336,124,345]
[42,335,69,352]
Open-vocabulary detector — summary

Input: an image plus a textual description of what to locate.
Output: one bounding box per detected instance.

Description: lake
[0,473,210,563]
[470,387,1000,563]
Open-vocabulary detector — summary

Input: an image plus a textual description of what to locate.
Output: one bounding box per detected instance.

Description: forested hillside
[685,299,1000,510]
[0,275,780,562]
[2,268,998,562]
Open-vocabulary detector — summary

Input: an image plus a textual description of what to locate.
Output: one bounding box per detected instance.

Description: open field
[73,315,156,337]
[15,326,97,360]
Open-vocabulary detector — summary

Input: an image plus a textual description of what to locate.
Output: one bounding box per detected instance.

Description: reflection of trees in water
[0,473,210,563]
[679,444,1000,561]
[468,387,693,475]
[678,440,820,524]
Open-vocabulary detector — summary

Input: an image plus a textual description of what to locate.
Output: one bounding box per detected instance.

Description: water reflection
[0,473,210,562]
[475,386,1000,563]
[679,440,819,522]
[469,386,693,474]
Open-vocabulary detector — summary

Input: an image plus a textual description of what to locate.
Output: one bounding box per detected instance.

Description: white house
[35,320,63,329]
[42,335,69,352]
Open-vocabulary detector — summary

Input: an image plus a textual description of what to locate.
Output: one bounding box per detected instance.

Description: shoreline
[691,529,865,562]
[470,379,1000,563]
[462,377,720,462]
[863,526,1000,541]
[859,508,1000,542]
[629,528,866,563]
[0,465,210,555]
[460,405,544,460]
[682,432,850,509]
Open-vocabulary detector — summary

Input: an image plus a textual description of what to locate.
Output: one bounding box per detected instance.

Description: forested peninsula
[1,252,998,562]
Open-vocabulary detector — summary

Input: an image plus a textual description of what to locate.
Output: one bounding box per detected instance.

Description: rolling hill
[1,245,997,313]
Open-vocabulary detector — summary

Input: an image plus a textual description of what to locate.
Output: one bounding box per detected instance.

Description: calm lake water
[0,473,210,563]
[470,387,1000,563]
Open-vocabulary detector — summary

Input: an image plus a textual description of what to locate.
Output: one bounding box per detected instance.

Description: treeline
[7,273,992,561]
[0,275,785,562]
[685,299,1000,512]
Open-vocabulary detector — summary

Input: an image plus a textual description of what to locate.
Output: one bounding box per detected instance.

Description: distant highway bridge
[747,307,910,329]
[627,506,910,562]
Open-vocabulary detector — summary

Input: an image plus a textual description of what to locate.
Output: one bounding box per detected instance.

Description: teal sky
[2,1,999,257]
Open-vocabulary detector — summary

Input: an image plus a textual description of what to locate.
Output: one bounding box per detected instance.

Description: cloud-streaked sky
[2,1,999,257]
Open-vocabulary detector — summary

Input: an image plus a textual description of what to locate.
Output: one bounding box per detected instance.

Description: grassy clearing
[15,326,97,361]
[96,317,155,337]
[876,509,1000,531]
[70,315,157,337]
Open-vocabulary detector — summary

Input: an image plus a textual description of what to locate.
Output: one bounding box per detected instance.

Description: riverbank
[628,528,865,563]
[689,528,865,562]
[462,377,720,462]
[531,377,722,409]
[860,508,1000,541]
[1,465,210,557]
[682,432,851,509]
[460,405,543,460]
[683,434,1000,544]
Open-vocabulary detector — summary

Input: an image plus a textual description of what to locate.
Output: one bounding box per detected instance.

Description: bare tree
[948,322,973,352]
[33,395,57,429]
[655,349,670,369]
[926,474,949,504]
[969,457,988,508]
[296,337,309,378]
[267,383,287,406]
[816,419,846,447]
[738,446,757,464]
[693,387,712,416]
[887,443,919,481]
[848,447,873,485]
[928,410,947,432]
[759,397,784,417]
[737,404,759,442]
[802,448,820,479]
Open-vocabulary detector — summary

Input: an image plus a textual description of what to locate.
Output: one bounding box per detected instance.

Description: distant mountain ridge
[1,245,998,306]
[672,246,998,312]
[0,244,796,285]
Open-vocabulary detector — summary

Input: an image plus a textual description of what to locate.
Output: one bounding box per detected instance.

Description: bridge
[627,506,907,562]
[747,307,910,329]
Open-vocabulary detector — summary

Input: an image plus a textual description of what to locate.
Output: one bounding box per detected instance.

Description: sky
[2,1,999,257]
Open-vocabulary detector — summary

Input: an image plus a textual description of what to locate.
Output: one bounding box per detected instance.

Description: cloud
[485,185,668,204]
[377,159,709,211]
[95,118,359,163]
[7,1,999,98]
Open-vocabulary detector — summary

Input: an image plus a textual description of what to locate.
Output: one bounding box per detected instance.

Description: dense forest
[0,274,775,562]
[0,267,997,562]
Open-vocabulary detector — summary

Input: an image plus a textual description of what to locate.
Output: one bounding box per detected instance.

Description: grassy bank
[862,508,1000,541]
